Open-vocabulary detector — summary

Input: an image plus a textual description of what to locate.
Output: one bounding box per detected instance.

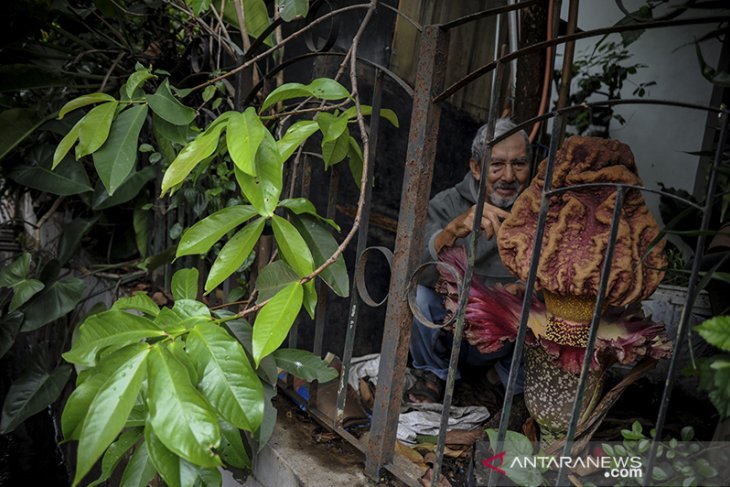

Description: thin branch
[262,99,351,120]
[35,196,65,247]
[101,52,125,91]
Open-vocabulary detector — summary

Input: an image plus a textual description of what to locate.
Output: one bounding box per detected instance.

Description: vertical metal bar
[643,110,729,484]
[365,25,449,479]
[431,45,509,487]
[489,114,566,487]
[507,0,520,111]
[490,13,502,104]
[556,0,580,110]
[336,68,384,426]
[555,187,625,486]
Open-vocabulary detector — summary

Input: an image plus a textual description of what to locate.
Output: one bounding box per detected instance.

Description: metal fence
[277,1,730,486]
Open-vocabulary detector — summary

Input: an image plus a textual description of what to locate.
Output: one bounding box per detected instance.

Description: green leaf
[202,85,216,102]
[235,131,282,216]
[125,69,157,99]
[255,260,298,302]
[276,0,309,21]
[0,364,72,434]
[280,197,339,230]
[73,347,149,487]
[220,315,278,386]
[58,93,117,120]
[221,0,271,43]
[271,214,314,277]
[177,205,258,257]
[272,349,337,382]
[146,79,196,126]
[172,268,199,301]
[62,310,164,367]
[133,205,149,257]
[112,291,160,318]
[76,101,119,158]
[63,344,149,440]
[21,277,85,332]
[93,104,149,195]
[88,428,143,487]
[252,281,303,366]
[57,216,99,265]
[0,253,31,287]
[219,419,250,469]
[145,424,183,487]
[696,316,730,352]
[277,120,318,162]
[147,344,222,468]
[10,279,44,311]
[302,280,316,319]
[205,217,266,292]
[119,441,157,487]
[186,322,264,431]
[161,122,226,195]
[347,136,363,187]
[322,131,350,167]
[341,105,399,128]
[52,122,80,168]
[0,312,23,360]
[316,112,348,144]
[153,112,193,146]
[226,107,266,176]
[0,108,47,161]
[10,157,92,195]
[91,165,156,210]
[261,78,350,111]
[254,384,277,450]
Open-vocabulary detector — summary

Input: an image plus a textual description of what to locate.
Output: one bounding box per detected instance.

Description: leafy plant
[694,316,730,421]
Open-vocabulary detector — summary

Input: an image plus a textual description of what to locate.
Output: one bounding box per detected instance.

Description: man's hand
[434,203,510,253]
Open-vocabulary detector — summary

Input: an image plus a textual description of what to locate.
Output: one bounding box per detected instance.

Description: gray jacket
[421,173,515,287]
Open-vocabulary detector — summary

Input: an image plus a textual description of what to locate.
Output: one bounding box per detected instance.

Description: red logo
[482,451,506,475]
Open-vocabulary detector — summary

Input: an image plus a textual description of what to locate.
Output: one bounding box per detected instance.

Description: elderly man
[407,118,531,403]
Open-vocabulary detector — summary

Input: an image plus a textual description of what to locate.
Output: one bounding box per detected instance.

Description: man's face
[469,132,529,208]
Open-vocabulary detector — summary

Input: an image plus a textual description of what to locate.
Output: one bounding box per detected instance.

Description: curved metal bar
[405,260,464,329]
[438,0,541,31]
[615,0,696,22]
[380,2,423,32]
[355,246,394,307]
[545,182,705,211]
[304,0,339,52]
[242,51,414,105]
[433,14,730,102]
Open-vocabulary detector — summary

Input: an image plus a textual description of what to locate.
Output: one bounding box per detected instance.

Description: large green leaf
[88,428,143,487]
[53,122,81,168]
[9,156,92,196]
[271,214,314,278]
[252,281,303,366]
[0,364,72,434]
[147,345,221,468]
[62,310,164,367]
[0,312,24,360]
[279,197,338,229]
[235,131,282,216]
[222,0,272,44]
[92,104,149,195]
[57,216,99,265]
[91,165,156,210]
[176,205,257,257]
[161,122,226,195]
[261,78,350,111]
[0,253,31,286]
[290,213,348,297]
[220,315,278,386]
[58,93,116,120]
[10,279,44,312]
[21,277,85,332]
[75,101,119,159]
[255,260,298,302]
[277,120,319,162]
[73,347,149,487]
[125,68,157,99]
[63,344,149,440]
[226,107,266,176]
[205,217,266,292]
[171,268,199,301]
[696,316,730,352]
[272,349,338,382]
[316,112,348,144]
[0,108,47,160]
[322,131,350,167]
[219,419,250,469]
[112,293,160,317]
[145,424,184,487]
[186,322,264,431]
[119,441,157,487]
[276,0,309,21]
[146,80,196,126]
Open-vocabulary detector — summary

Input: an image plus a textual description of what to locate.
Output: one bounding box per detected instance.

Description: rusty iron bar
[438,0,540,31]
[335,68,385,426]
[643,109,730,485]
[555,187,626,485]
[365,25,449,479]
[430,41,509,487]
[433,14,730,104]
[488,114,566,487]
[556,0,579,111]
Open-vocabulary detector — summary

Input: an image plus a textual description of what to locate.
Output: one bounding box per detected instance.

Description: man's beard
[488,181,523,208]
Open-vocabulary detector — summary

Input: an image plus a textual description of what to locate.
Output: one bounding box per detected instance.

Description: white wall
[555,0,723,222]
